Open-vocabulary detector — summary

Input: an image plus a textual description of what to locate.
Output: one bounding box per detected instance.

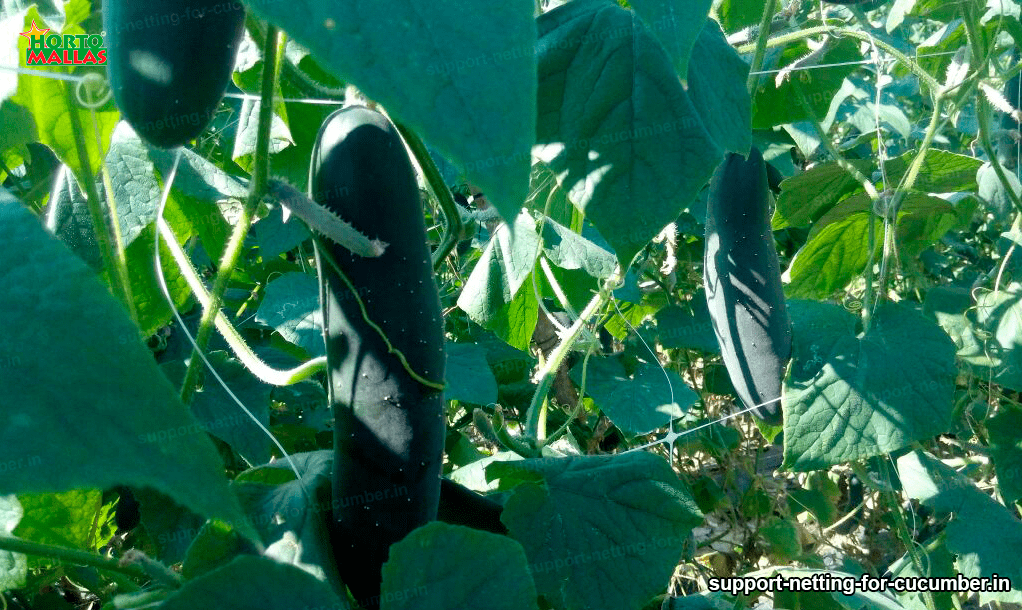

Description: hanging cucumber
[103,0,246,148]
[703,147,791,426]
[312,106,445,608]
[437,478,507,535]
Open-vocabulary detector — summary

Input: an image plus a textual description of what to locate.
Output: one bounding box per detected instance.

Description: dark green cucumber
[438,478,507,535]
[703,147,791,425]
[312,107,445,609]
[104,0,245,148]
[997,49,1020,169]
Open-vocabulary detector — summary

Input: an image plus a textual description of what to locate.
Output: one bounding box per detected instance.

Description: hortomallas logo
[20,20,107,66]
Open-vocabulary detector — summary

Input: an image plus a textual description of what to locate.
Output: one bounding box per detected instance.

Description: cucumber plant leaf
[570,355,695,436]
[898,451,1022,605]
[0,495,26,590]
[13,489,115,565]
[187,352,274,467]
[785,193,967,298]
[783,301,956,471]
[159,555,347,610]
[445,343,499,406]
[881,149,983,193]
[457,211,541,350]
[536,0,750,267]
[490,453,703,610]
[231,451,341,590]
[655,294,720,353]
[380,522,539,610]
[240,0,536,226]
[772,160,873,230]
[627,0,712,82]
[751,37,861,129]
[972,283,1022,391]
[987,406,1022,505]
[0,193,257,543]
[255,272,325,358]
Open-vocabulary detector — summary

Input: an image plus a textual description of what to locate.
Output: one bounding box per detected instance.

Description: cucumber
[104,0,245,148]
[312,107,445,608]
[438,478,507,535]
[703,147,791,425]
[998,49,1020,169]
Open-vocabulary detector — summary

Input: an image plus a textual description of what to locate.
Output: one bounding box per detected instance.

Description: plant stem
[736,25,941,95]
[832,28,942,95]
[747,0,778,95]
[538,349,592,449]
[0,536,147,583]
[878,478,937,610]
[524,271,620,440]
[65,83,136,326]
[792,82,880,199]
[179,25,281,405]
[157,219,327,385]
[394,122,463,270]
[977,99,1022,216]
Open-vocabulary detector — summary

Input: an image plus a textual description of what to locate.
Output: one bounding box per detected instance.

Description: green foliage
[0,193,255,541]
[4,0,1022,608]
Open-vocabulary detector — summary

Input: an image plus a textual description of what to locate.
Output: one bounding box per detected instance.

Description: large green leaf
[13,489,114,563]
[654,292,719,353]
[570,355,695,435]
[716,0,769,32]
[240,0,536,224]
[922,285,998,373]
[380,522,538,610]
[445,343,499,406]
[0,496,26,590]
[973,283,1022,391]
[254,272,325,358]
[772,160,873,230]
[46,163,102,268]
[123,219,194,338]
[685,18,754,155]
[988,406,1022,505]
[786,193,966,299]
[457,212,541,349]
[539,216,616,280]
[881,149,983,193]
[536,0,749,267]
[0,193,255,542]
[785,209,878,299]
[751,37,861,129]
[899,451,1022,605]
[160,555,347,610]
[231,451,342,591]
[628,0,712,82]
[187,352,273,467]
[491,453,703,610]
[103,122,166,247]
[783,301,956,471]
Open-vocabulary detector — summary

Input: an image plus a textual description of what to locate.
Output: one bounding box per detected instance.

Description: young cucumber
[703,147,792,425]
[312,107,445,608]
[104,0,245,148]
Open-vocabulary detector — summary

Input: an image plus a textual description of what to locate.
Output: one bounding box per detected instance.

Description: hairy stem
[0,536,149,583]
[66,83,136,325]
[179,25,281,404]
[394,122,464,270]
